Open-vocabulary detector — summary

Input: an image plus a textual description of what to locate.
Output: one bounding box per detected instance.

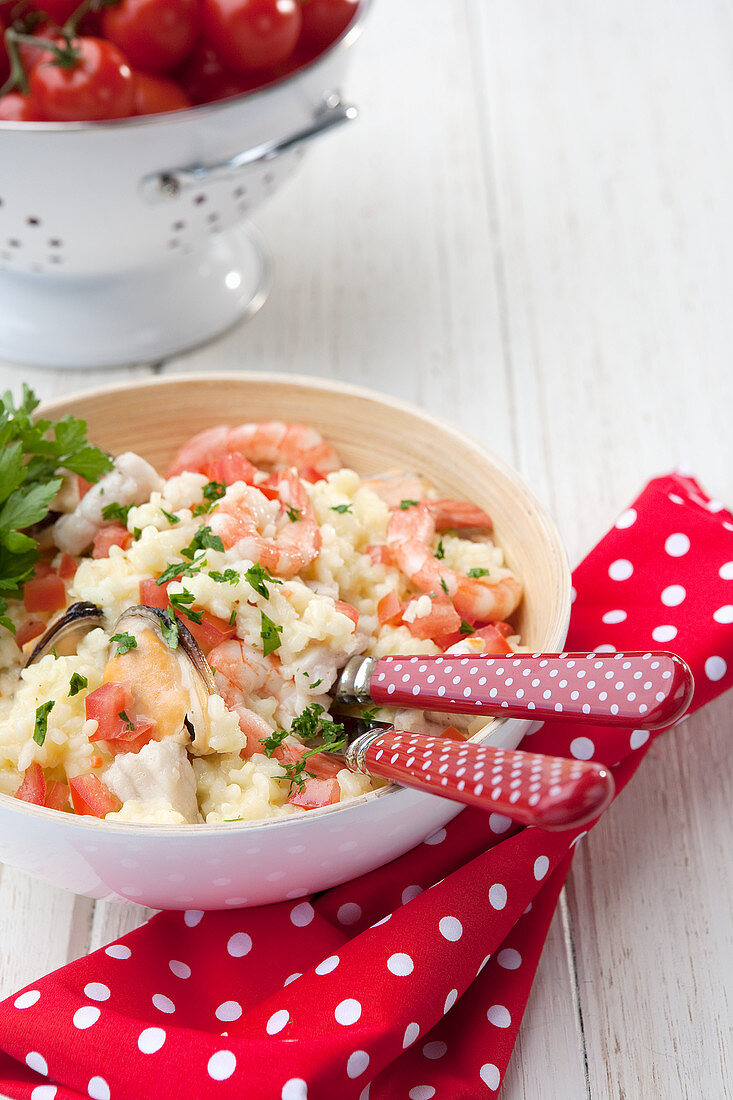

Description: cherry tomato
[23,572,66,612]
[299,0,358,50]
[29,0,81,25]
[0,92,44,120]
[18,23,65,74]
[132,71,191,114]
[69,773,121,817]
[202,0,302,73]
[30,37,135,121]
[92,521,131,557]
[102,0,200,74]
[177,41,257,103]
[0,15,9,87]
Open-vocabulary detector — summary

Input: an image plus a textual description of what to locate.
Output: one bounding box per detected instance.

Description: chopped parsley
[260,611,283,656]
[209,568,239,585]
[331,503,352,514]
[440,578,450,596]
[467,567,490,579]
[101,502,131,524]
[68,672,88,697]
[161,508,180,525]
[459,620,475,634]
[360,706,380,725]
[110,631,137,655]
[280,756,316,793]
[118,709,135,731]
[33,700,54,746]
[259,727,289,758]
[133,527,142,541]
[0,386,112,633]
[168,589,203,625]
[435,538,445,560]
[193,480,227,517]
[285,504,302,522]
[156,555,207,586]
[159,610,179,650]
[245,563,282,600]
[228,608,237,626]
[400,499,419,510]
[181,526,223,560]
[263,705,348,792]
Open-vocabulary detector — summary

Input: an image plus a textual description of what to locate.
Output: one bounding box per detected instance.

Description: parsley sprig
[168,588,203,625]
[260,705,347,792]
[0,386,112,632]
[101,502,131,525]
[193,480,226,517]
[260,611,283,657]
[246,563,282,600]
[110,632,137,655]
[467,567,490,579]
[33,700,55,746]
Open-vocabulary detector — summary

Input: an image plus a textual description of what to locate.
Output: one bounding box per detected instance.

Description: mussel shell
[24,601,105,668]
[111,605,216,694]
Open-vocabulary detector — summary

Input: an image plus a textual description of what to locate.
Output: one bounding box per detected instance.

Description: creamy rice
[0,446,522,823]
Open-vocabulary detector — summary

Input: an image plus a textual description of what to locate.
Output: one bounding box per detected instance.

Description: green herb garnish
[133,527,142,541]
[259,727,289,758]
[68,672,88,697]
[400,499,419,510]
[210,568,239,585]
[156,555,207,586]
[193,480,227,516]
[467,567,490,579]
[159,610,179,650]
[360,706,380,725]
[245,563,282,600]
[167,589,203,624]
[435,538,445,560]
[181,526,223,560]
[228,608,237,627]
[161,508,180,526]
[0,386,112,633]
[33,699,55,746]
[101,502,131,524]
[459,620,475,634]
[110,632,137,655]
[440,578,450,595]
[260,611,283,657]
[118,709,135,731]
[331,503,352,514]
[285,504,302,522]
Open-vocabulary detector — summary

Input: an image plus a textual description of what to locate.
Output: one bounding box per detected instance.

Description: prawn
[363,470,492,529]
[209,639,288,758]
[168,422,342,481]
[387,502,521,621]
[211,469,321,576]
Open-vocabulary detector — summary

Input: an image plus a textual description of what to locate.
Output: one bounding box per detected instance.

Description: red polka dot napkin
[0,471,731,1100]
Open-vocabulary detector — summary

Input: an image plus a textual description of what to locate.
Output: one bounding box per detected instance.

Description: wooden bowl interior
[40,374,570,651]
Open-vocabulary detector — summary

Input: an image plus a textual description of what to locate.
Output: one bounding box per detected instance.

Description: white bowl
[0,374,571,909]
[0,8,370,368]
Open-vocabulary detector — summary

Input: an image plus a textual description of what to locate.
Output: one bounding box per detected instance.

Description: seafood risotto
[0,419,523,825]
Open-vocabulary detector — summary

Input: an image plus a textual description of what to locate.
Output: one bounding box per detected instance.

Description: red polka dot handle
[365,651,694,729]
[345,728,615,829]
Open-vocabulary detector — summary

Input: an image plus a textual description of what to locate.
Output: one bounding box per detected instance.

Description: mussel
[105,606,215,745]
[24,601,105,668]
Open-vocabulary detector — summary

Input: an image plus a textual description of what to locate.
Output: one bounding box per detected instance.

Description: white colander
[0,5,369,368]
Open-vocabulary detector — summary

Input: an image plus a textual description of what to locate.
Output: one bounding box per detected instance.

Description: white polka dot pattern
[368,652,693,730]
[362,730,615,829]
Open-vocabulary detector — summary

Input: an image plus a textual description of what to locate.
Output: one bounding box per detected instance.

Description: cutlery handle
[345,729,614,829]
[369,651,693,729]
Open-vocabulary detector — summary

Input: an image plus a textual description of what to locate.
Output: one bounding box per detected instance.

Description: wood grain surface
[0,0,731,1096]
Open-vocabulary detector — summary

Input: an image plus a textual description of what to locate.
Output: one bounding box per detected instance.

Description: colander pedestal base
[0,223,270,369]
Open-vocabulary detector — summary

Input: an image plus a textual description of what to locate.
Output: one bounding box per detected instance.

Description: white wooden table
[1,1,732,1096]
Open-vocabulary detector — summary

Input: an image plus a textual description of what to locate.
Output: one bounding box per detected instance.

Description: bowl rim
[0,370,571,837]
[0,0,373,134]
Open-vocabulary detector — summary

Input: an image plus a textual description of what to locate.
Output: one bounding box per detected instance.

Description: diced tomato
[15,619,46,649]
[274,742,341,779]
[14,762,47,806]
[493,621,513,637]
[366,544,392,567]
[92,522,131,558]
[473,624,513,654]
[299,466,326,484]
[69,774,121,817]
[405,594,461,643]
[334,599,359,627]
[58,553,78,579]
[77,475,93,498]
[256,472,280,500]
[203,452,257,485]
[288,777,340,809]
[441,725,465,742]
[32,559,56,578]
[45,781,70,811]
[139,577,171,609]
[185,610,236,655]
[377,591,403,626]
[23,573,66,613]
[85,681,133,741]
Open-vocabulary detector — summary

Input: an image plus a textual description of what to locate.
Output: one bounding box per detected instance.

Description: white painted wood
[0,0,732,1095]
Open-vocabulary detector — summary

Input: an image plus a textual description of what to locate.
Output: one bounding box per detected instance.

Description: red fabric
[0,472,731,1100]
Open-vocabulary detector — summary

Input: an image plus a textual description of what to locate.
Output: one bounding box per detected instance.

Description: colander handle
[140,96,357,202]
